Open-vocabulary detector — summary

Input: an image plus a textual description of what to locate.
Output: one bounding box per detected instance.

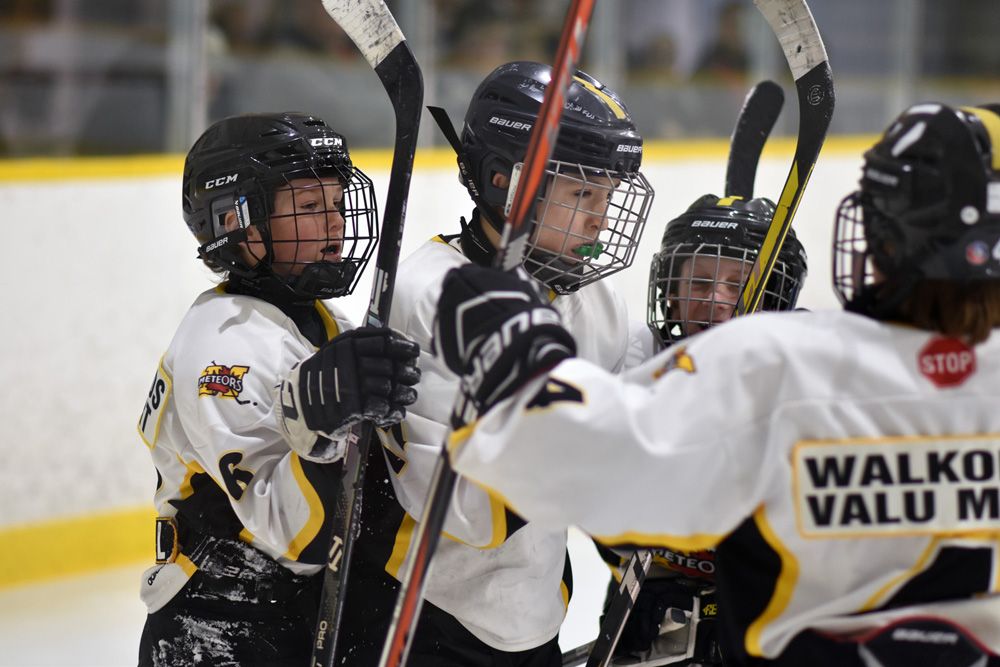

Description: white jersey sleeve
[141,288,355,579]
[451,321,775,543]
[451,309,1000,660]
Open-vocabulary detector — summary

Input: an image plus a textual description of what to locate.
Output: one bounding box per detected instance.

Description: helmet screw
[961,206,980,225]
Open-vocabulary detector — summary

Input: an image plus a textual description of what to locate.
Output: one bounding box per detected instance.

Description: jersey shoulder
[165,288,313,400]
[391,236,469,339]
[690,308,862,354]
[316,299,356,336]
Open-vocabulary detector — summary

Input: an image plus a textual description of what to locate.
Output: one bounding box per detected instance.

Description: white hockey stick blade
[320,0,404,69]
[754,0,829,79]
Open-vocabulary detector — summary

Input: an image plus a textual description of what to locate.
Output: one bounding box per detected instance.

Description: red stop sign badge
[918,337,976,388]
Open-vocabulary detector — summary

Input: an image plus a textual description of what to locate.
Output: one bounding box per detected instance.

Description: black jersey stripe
[713,506,792,663]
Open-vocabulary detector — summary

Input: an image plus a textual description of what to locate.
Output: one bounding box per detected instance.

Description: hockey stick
[377,2,596,666]
[310,3,423,666]
[565,81,786,667]
[725,80,785,199]
[735,0,833,316]
[581,550,653,667]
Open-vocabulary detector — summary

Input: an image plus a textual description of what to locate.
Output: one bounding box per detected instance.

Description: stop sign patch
[918,337,976,388]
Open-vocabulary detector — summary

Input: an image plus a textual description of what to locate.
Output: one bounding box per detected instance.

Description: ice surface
[0,528,609,666]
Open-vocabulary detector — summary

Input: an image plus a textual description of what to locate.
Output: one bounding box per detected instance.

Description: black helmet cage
[647,195,808,345]
[833,103,1000,308]
[182,112,379,300]
[459,61,654,293]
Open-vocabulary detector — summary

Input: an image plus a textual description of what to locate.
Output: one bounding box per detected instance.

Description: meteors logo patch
[650,547,716,579]
[198,363,251,402]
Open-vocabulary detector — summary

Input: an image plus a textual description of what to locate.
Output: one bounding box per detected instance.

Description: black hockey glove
[434,264,576,427]
[277,327,420,462]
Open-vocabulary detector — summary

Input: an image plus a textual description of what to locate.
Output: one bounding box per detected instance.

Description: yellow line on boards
[0,135,878,183]
[0,507,153,589]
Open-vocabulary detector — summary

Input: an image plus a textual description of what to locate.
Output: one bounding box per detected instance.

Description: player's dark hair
[898,282,1000,344]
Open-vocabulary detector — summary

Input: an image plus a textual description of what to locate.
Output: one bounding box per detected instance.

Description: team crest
[652,346,696,379]
[651,546,716,580]
[198,363,251,402]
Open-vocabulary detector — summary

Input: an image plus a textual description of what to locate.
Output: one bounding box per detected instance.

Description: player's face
[531,171,617,261]
[674,254,751,335]
[262,176,346,275]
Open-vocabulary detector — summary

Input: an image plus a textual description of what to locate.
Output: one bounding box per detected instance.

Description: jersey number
[219,452,253,500]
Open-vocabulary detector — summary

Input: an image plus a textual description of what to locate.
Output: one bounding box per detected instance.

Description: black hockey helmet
[458,61,654,293]
[461,60,644,213]
[648,194,807,345]
[182,112,378,300]
[834,103,1000,312]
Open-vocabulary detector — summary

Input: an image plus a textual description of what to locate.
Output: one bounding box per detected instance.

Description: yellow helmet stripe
[572,76,627,120]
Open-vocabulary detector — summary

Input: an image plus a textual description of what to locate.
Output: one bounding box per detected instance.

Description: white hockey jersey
[137,286,353,613]
[451,309,1000,662]
[381,235,631,651]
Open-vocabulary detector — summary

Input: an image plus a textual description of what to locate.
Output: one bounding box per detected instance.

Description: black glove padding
[279,327,420,457]
[434,264,576,425]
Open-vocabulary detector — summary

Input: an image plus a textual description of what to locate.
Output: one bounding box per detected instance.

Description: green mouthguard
[573,242,604,259]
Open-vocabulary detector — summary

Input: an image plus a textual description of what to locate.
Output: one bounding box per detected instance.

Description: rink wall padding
[0,136,876,588]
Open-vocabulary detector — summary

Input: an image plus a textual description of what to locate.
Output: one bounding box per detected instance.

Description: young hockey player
[136,112,420,667]
[436,101,1000,667]
[598,195,809,666]
[342,61,654,665]
[647,195,807,346]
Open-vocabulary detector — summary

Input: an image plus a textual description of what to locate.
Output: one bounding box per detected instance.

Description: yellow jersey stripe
[283,453,325,561]
[745,506,799,657]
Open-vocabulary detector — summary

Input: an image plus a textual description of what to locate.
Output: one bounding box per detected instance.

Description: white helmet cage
[521,161,654,295]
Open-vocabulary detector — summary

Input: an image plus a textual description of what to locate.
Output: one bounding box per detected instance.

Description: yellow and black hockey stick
[736,0,834,316]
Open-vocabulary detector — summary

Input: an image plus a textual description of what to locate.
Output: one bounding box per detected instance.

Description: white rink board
[0,152,861,527]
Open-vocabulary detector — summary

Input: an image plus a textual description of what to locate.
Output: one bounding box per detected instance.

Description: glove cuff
[275,364,352,463]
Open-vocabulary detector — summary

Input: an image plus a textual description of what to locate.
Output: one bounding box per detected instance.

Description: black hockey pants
[137,535,322,667]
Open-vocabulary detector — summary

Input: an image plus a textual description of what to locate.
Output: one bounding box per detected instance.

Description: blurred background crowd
[1,0,998,156]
